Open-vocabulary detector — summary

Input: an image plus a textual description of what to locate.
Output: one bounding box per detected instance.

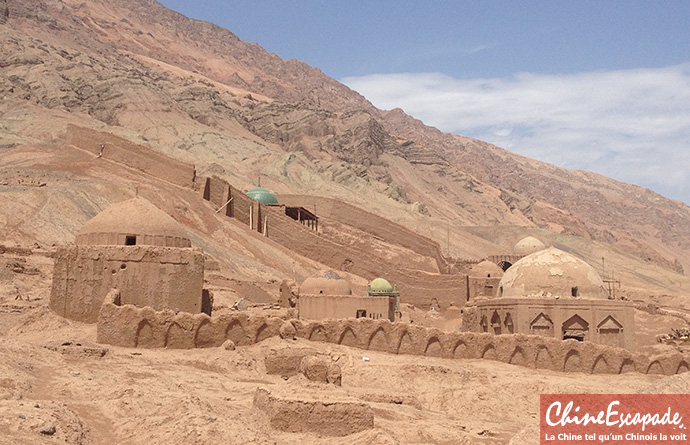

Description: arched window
[491,310,502,335]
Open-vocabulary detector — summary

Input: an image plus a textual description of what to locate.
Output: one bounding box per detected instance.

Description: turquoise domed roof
[368,277,399,296]
[247,186,278,205]
[369,277,393,293]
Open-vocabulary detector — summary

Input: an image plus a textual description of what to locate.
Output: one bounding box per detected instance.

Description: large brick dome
[300,270,352,296]
[76,198,191,247]
[497,247,608,300]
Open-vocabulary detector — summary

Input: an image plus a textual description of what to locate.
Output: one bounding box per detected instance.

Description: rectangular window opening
[125,235,137,246]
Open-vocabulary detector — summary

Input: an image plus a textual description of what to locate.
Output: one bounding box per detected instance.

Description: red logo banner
[540,394,690,444]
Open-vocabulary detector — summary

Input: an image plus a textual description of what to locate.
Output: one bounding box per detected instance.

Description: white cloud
[342,64,690,204]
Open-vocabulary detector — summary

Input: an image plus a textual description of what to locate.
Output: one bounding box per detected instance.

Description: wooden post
[215,197,233,213]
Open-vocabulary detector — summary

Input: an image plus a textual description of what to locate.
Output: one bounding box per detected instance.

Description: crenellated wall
[97,291,690,376]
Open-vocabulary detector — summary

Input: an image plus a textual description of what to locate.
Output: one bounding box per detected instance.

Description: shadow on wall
[96,290,690,377]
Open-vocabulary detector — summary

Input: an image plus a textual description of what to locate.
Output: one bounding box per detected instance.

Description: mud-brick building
[298,270,397,322]
[464,247,634,349]
[467,260,504,301]
[50,198,206,323]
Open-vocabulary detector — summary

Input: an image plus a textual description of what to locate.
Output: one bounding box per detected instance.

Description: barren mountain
[3,1,690,444]
[3,0,690,296]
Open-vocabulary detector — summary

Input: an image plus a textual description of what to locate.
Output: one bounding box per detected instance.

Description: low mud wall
[97,291,690,376]
[253,388,374,436]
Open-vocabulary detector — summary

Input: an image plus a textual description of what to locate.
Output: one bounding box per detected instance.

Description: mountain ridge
[1,0,689,294]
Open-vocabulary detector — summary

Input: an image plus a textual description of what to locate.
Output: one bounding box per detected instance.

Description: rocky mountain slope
[1,0,690,298]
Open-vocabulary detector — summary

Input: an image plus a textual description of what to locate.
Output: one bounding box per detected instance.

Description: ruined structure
[50,198,206,322]
[297,270,397,321]
[95,289,688,376]
[513,236,547,256]
[202,176,468,310]
[467,260,504,301]
[464,247,634,349]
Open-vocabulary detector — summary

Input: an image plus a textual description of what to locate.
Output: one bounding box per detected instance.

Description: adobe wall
[96,291,690,376]
[253,388,374,437]
[75,231,191,248]
[201,176,261,230]
[199,177,469,309]
[51,245,204,323]
[280,195,448,272]
[467,298,635,350]
[468,277,501,301]
[299,294,395,322]
[66,125,196,188]
[261,205,469,309]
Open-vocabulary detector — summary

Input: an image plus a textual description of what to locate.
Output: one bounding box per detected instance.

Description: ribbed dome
[247,186,278,205]
[368,277,393,293]
[76,198,191,247]
[497,247,607,300]
[300,270,352,296]
[514,236,546,256]
[469,260,504,279]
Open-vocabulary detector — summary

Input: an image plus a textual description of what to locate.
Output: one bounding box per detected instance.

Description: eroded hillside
[1,0,690,298]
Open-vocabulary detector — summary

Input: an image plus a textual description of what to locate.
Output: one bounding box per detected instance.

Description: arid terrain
[1,0,690,443]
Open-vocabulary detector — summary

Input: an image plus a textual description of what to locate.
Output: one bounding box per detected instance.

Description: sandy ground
[0,294,669,445]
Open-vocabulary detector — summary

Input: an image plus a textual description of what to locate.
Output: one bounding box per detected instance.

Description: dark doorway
[562,314,589,342]
[563,333,585,342]
[497,261,512,272]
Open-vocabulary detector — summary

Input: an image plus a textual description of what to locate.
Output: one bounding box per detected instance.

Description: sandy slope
[0,298,667,445]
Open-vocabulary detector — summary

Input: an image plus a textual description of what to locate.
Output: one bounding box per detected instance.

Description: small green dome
[369,277,393,293]
[247,186,278,205]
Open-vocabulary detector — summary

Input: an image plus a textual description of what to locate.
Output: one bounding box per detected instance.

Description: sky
[157,0,690,205]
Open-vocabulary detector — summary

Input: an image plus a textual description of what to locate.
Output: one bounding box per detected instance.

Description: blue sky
[158,0,690,204]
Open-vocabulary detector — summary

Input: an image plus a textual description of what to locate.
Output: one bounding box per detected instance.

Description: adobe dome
[247,186,278,205]
[514,236,546,256]
[497,247,607,300]
[469,260,504,279]
[368,277,393,294]
[300,270,352,296]
[76,198,191,247]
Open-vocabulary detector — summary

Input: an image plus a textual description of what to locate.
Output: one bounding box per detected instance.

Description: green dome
[369,277,393,293]
[247,186,278,205]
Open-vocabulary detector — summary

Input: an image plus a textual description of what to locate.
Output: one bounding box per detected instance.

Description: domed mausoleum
[513,236,547,256]
[467,260,505,300]
[498,247,607,299]
[369,277,399,295]
[76,197,192,247]
[298,271,397,321]
[300,270,352,296]
[465,247,634,349]
[50,197,207,323]
[247,186,278,205]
